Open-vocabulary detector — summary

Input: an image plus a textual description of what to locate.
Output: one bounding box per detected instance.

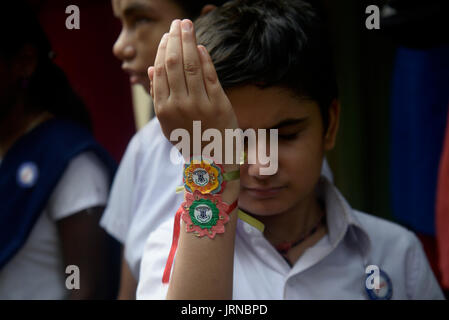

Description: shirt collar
[237,176,372,256]
[316,176,372,254]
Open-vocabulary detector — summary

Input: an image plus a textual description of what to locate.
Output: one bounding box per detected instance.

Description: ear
[200,4,217,16]
[324,99,340,151]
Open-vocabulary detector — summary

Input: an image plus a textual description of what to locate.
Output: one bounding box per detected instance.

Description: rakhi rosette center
[183,158,224,194]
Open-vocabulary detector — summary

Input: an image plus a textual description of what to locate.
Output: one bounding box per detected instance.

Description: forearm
[117,255,137,300]
[166,166,240,300]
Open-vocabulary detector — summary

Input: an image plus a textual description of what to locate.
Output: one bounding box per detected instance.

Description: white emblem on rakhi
[194,205,213,223]
[192,168,210,187]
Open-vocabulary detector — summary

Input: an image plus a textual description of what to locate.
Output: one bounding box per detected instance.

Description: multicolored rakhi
[183,157,240,194]
[181,191,237,238]
[183,158,223,194]
[162,191,238,284]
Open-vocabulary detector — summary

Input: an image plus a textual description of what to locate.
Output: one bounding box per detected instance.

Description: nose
[243,137,276,180]
[113,29,136,62]
[245,162,272,181]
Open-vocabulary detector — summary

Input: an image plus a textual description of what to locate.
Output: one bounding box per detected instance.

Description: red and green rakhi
[181,191,237,239]
[162,191,238,284]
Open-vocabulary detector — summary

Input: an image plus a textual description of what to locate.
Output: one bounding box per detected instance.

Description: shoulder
[119,117,171,171]
[100,118,182,248]
[352,210,417,246]
[103,118,167,199]
[67,151,110,173]
[350,210,444,299]
[351,210,422,263]
[47,151,110,220]
[132,117,166,151]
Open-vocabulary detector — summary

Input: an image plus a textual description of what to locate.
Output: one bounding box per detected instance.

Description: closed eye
[132,16,153,26]
[279,133,299,140]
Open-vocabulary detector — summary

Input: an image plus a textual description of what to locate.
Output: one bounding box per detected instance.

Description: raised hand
[148,19,238,159]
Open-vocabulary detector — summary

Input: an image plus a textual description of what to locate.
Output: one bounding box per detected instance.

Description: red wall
[36,0,135,161]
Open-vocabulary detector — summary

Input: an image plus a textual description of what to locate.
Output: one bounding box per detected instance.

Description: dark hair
[195,0,338,130]
[172,0,231,20]
[0,1,91,130]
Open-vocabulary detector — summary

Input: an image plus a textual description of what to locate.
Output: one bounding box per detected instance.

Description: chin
[137,78,150,89]
[238,196,288,217]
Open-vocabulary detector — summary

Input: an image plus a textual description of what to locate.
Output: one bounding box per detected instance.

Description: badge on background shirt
[17,162,39,188]
[365,268,393,300]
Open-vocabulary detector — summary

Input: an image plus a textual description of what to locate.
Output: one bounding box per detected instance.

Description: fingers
[153,33,170,105]
[180,19,207,98]
[197,45,225,103]
[165,19,188,97]
[153,18,223,111]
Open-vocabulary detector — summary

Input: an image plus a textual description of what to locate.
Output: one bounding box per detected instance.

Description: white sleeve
[99,134,140,244]
[136,219,172,299]
[406,232,445,300]
[46,151,111,221]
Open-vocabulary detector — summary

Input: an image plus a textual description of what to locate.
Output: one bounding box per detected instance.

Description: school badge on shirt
[17,162,39,188]
[365,269,393,300]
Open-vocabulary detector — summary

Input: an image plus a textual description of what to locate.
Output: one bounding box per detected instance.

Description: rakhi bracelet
[163,156,243,283]
[162,192,238,284]
[183,156,240,194]
[162,206,265,284]
[181,191,238,238]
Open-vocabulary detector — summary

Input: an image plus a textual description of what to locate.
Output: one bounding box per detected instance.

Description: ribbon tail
[162,207,183,284]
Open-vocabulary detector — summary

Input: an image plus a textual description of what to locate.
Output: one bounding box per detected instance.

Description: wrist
[179,156,240,239]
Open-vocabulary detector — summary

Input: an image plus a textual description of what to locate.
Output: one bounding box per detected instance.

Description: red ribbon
[162,207,183,284]
[162,200,238,284]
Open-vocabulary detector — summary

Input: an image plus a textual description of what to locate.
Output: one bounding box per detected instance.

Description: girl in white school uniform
[0,2,119,299]
[137,0,444,299]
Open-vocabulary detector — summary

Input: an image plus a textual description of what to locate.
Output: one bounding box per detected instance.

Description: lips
[242,186,285,199]
[123,68,147,85]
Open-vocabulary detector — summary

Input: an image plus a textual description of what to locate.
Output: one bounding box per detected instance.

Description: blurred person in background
[0,1,120,299]
[101,0,239,299]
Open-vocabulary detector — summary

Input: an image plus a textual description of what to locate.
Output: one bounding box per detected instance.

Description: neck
[254,191,328,266]
[258,193,325,248]
[0,99,50,157]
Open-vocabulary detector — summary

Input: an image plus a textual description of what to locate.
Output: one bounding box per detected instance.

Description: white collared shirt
[136,177,444,300]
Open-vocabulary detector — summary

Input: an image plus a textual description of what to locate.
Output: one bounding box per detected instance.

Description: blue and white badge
[194,204,213,224]
[192,168,210,187]
[17,162,39,188]
[365,268,393,300]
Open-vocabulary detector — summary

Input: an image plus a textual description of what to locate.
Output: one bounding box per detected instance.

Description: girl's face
[226,85,339,217]
[112,0,185,88]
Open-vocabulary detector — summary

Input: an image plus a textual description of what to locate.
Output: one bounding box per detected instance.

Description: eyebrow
[121,2,154,18]
[268,118,308,130]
